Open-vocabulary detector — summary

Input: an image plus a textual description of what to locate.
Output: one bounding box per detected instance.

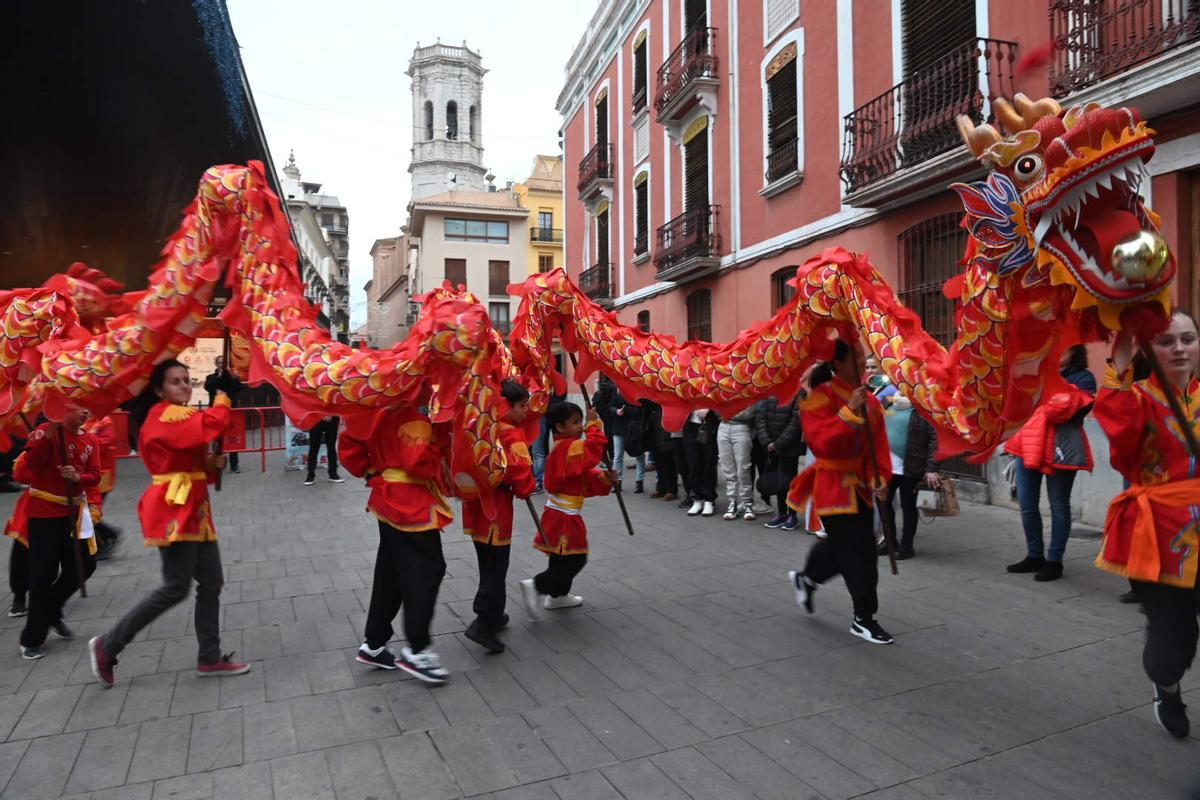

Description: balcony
[655,26,719,136]
[839,37,1017,206]
[1049,0,1200,112]
[577,142,612,207]
[491,319,513,336]
[654,205,721,282]
[530,226,563,243]
[579,262,612,303]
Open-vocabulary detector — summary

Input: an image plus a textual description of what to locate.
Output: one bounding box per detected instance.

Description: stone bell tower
[407,40,489,200]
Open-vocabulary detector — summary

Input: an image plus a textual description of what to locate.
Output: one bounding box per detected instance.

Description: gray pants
[103,540,224,664]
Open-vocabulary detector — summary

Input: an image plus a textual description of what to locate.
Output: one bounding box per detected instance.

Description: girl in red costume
[1095,309,1200,738]
[786,338,894,644]
[520,401,616,616]
[89,359,249,687]
[339,401,454,684]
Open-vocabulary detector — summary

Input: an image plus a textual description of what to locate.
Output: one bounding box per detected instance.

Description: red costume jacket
[4,422,102,549]
[137,398,229,547]
[787,376,891,517]
[84,415,119,495]
[462,421,538,545]
[339,407,454,532]
[534,420,612,555]
[1094,365,1200,587]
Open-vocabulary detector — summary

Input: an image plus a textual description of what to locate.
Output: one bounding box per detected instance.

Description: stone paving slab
[2,454,1198,799]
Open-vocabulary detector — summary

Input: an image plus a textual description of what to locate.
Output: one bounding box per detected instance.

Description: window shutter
[765,0,800,43]
[595,95,609,147]
[766,58,797,152]
[597,210,609,265]
[635,179,649,252]
[684,126,708,211]
[901,0,974,77]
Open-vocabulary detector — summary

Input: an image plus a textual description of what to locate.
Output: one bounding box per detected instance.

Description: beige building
[406,191,529,334]
[513,155,564,275]
[367,236,407,348]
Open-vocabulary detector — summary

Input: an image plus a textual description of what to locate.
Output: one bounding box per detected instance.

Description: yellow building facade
[513,155,564,275]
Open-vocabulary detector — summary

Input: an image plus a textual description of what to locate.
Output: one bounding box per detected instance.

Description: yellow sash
[151,471,208,506]
[379,468,452,515]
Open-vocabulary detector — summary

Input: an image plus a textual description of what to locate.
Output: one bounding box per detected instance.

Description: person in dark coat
[203,356,243,473]
[643,401,678,500]
[878,394,939,559]
[754,394,805,529]
[593,377,645,492]
[683,409,720,516]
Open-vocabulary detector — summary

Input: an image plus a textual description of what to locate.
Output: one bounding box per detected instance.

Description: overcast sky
[227,0,599,328]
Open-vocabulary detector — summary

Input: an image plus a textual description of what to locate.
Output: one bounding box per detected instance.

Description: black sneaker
[355,644,398,670]
[20,645,45,660]
[397,646,449,685]
[677,496,693,509]
[1153,684,1190,738]
[634,480,644,494]
[1006,556,1045,574]
[1034,561,1064,582]
[896,549,915,561]
[50,619,74,640]
[788,570,815,613]
[464,620,505,654]
[496,613,510,630]
[850,617,894,645]
[1119,589,1140,604]
[328,474,345,484]
[7,599,27,618]
[304,475,316,486]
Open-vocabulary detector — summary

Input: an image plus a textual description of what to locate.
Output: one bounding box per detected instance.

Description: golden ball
[1111,231,1170,281]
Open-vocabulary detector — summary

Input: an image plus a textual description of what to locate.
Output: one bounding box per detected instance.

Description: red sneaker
[88,636,117,688]
[197,653,251,677]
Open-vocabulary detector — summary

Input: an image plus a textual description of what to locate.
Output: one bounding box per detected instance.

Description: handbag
[916,476,959,519]
[756,456,791,497]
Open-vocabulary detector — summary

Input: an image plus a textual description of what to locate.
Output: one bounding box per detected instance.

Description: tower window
[447,101,459,140]
[424,101,433,141]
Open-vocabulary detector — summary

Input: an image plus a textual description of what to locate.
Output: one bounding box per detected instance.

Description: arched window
[637,310,650,333]
[423,101,434,141]
[446,101,458,140]
[686,289,712,341]
[770,266,797,311]
[469,105,478,143]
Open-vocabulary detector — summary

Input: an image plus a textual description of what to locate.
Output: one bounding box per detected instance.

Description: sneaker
[303,476,315,486]
[328,474,345,483]
[20,645,45,660]
[50,619,74,640]
[519,578,543,618]
[701,501,714,517]
[687,500,703,516]
[1007,556,1045,573]
[896,549,915,561]
[544,594,583,610]
[812,528,828,539]
[764,514,788,529]
[780,513,798,531]
[356,643,399,669]
[743,508,757,522]
[531,486,545,495]
[723,502,738,521]
[1153,683,1190,738]
[788,570,815,613]
[397,646,449,685]
[1119,589,1141,604]
[88,636,117,687]
[7,599,27,618]
[197,653,251,677]
[850,617,894,645]
[634,480,644,494]
[1034,561,1064,582]
[496,613,510,630]
[677,496,693,509]
[465,620,505,653]
[230,466,240,474]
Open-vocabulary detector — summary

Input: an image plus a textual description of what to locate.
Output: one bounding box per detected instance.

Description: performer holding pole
[519,400,618,617]
[567,352,635,536]
[11,404,100,659]
[89,359,249,685]
[1093,308,1199,738]
[460,380,539,653]
[785,338,894,645]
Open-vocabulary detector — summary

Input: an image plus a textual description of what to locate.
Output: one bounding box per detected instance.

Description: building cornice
[557,0,651,120]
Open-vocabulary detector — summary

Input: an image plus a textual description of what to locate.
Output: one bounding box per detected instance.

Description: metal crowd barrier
[110,406,288,473]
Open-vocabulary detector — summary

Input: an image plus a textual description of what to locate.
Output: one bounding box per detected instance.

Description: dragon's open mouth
[1029,137,1173,304]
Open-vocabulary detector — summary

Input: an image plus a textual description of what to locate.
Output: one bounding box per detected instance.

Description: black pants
[654,444,678,494]
[683,428,718,501]
[21,516,96,648]
[804,505,878,620]
[9,538,28,601]
[673,438,690,497]
[104,540,225,663]
[364,523,446,653]
[881,474,920,551]
[1132,579,1200,687]
[306,418,340,477]
[472,541,509,629]
[534,553,587,598]
[770,455,801,515]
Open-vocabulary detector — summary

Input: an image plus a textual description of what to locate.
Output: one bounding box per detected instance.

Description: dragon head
[954,94,1174,329]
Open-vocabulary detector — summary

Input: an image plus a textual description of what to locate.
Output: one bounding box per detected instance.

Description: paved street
[1,454,1198,800]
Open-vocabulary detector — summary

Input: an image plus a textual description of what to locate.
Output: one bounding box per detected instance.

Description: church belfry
[407,41,489,200]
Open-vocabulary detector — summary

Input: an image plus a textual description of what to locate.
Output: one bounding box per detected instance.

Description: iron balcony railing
[655,26,718,114]
[578,142,612,193]
[1050,0,1200,95]
[839,37,1018,194]
[579,262,612,300]
[765,132,800,184]
[530,226,563,243]
[654,205,720,274]
[491,320,513,336]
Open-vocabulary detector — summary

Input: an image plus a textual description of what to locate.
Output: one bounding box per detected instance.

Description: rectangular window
[538,253,554,272]
[444,218,508,243]
[771,268,797,311]
[538,211,553,231]
[633,39,648,112]
[684,127,709,211]
[634,179,649,255]
[686,289,712,342]
[444,258,467,287]
[488,260,509,296]
[321,212,333,226]
[488,302,511,333]
[596,210,610,265]
[766,58,799,183]
[595,95,609,148]
[765,0,800,44]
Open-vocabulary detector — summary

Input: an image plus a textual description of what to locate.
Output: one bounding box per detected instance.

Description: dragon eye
[1013,153,1044,182]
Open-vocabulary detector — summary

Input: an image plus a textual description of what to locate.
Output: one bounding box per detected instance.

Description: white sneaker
[687,500,703,516]
[519,579,543,617]
[544,594,583,610]
[743,508,757,521]
[398,646,449,684]
[722,502,738,521]
[788,570,815,613]
[701,501,714,517]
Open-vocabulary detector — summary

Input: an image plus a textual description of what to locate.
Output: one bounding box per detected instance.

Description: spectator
[754,393,805,530]
[865,357,899,408]
[594,378,646,493]
[683,409,719,517]
[643,401,678,500]
[304,416,344,485]
[718,405,757,520]
[878,394,939,560]
[203,356,243,473]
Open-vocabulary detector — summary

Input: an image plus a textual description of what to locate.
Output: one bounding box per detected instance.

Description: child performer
[460,381,538,653]
[11,404,100,659]
[89,359,249,685]
[340,402,454,684]
[520,401,617,616]
[84,414,122,560]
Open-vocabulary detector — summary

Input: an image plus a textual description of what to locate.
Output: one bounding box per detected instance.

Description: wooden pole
[859,394,899,576]
[525,496,545,538]
[566,353,636,536]
[54,424,88,598]
[213,329,232,491]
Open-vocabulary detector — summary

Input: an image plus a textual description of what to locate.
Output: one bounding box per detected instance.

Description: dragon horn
[957,115,1001,157]
[992,98,1025,134]
[1013,93,1063,127]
